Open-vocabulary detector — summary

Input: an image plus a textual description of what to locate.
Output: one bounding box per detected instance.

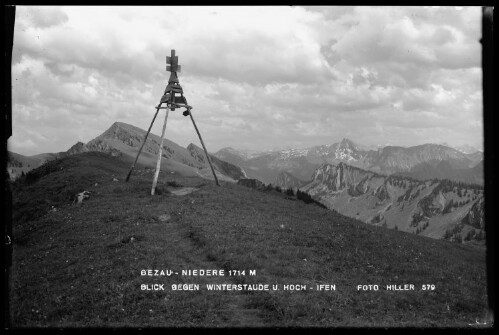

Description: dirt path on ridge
[152,194,265,327]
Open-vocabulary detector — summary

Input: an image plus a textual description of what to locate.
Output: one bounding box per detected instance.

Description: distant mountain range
[453,144,482,155]
[396,160,484,186]
[215,138,484,242]
[214,138,483,186]
[8,122,245,182]
[8,127,483,188]
[8,151,66,179]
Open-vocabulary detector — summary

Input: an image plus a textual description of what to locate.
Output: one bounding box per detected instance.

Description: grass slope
[9,153,490,328]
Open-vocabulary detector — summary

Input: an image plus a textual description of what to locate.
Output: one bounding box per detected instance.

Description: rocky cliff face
[301,163,485,243]
[86,139,123,157]
[67,139,122,157]
[66,142,88,155]
[461,197,485,230]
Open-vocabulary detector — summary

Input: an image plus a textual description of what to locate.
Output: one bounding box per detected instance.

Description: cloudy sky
[10,6,483,156]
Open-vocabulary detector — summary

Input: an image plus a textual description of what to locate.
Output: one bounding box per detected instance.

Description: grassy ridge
[9,153,490,327]
[179,182,489,326]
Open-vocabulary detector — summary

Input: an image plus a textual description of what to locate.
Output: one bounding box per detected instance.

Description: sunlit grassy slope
[9,152,490,327]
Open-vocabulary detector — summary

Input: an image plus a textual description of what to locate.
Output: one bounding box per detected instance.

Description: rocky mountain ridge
[299,162,484,243]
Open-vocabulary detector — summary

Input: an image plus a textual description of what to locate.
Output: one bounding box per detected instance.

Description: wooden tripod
[125,49,220,193]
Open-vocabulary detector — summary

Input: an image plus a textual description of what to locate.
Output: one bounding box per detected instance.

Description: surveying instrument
[125,49,220,194]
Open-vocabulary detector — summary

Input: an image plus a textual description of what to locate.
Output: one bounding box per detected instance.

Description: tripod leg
[188,110,220,186]
[125,103,163,182]
[151,109,170,195]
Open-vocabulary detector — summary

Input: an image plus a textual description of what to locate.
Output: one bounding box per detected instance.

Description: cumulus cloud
[9,6,483,156]
[22,6,69,29]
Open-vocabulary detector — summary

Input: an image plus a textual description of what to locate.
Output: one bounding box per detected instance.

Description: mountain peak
[107,121,142,132]
[109,121,124,129]
[339,138,358,150]
[96,121,147,142]
[113,121,128,126]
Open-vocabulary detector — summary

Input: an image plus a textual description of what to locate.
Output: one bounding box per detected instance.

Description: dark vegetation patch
[152,185,171,196]
[166,181,183,188]
[238,180,327,209]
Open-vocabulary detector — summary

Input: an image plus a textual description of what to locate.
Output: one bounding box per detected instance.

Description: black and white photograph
[4,5,494,328]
